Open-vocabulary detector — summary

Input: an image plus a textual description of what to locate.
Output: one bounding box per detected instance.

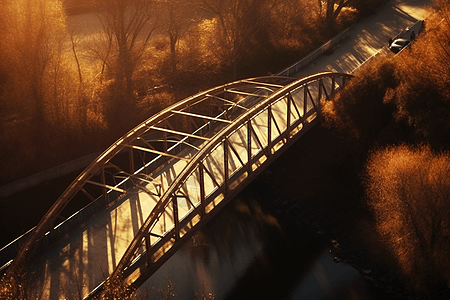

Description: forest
[0,0,382,185]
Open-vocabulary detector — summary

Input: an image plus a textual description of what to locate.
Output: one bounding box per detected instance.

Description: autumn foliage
[320,1,450,296]
[365,145,450,296]
[0,0,385,185]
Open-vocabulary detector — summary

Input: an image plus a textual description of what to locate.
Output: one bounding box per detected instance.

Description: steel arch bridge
[5,72,352,299]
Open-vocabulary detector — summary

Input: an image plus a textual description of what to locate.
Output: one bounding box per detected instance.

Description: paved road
[294,0,434,77]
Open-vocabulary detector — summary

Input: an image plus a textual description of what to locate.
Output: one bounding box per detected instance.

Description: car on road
[389,38,410,54]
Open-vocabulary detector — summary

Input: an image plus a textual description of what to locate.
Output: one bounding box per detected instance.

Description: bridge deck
[3,73,351,299]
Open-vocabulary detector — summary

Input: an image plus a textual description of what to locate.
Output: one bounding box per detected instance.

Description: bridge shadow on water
[135,179,386,300]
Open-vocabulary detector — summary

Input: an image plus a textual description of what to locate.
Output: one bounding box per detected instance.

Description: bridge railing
[4,77,297,277]
[277,28,350,77]
[4,73,352,299]
[0,189,107,274]
[105,73,353,294]
[0,116,225,273]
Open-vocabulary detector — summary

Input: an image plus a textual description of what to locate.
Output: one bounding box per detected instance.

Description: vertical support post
[101,166,108,205]
[173,194,179,240]
[332,76,336,93]
[199,162,206,216]
[323,79,330,100]
[318,79,322,102]
[317,80,324,123]
[163,121,168,162]
[247,121,252,175]
[224,139,229,194]
[268,105,272,155]
[286,94,291,141]
[145,234,152,265]
[304,85,308,118]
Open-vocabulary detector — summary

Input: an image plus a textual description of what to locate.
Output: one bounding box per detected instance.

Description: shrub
[382,12,450,150]
[365,144,450,296]
[322,58,398,142]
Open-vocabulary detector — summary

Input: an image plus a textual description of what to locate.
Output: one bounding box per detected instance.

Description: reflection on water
[137,188,382,300]
[289,252,377,300]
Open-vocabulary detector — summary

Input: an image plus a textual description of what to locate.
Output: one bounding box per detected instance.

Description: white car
[389,38,410,53]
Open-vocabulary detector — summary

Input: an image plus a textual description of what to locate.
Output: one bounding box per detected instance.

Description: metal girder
[86,180,127,194]
[105,72,352,291]
[240,79,284,89]
[136,136,157,151]
[205,94,248,111]
[149,126,211,141]
[225,88,271,98]
[124,144,189,161]
[5,73,353,299]
[6,76,295,276]
[170,110,232,124]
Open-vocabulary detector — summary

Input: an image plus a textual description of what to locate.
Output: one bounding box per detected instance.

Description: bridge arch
[5,72,352,298]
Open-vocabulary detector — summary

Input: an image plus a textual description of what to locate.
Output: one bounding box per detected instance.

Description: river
[135,180,384,300]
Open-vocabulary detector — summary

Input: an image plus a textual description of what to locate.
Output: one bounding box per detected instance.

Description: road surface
[294,0,433,77]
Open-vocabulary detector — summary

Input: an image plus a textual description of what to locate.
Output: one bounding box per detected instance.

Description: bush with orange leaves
[365,145,450,296]
[320,2,450,297]
[382,3,450,150]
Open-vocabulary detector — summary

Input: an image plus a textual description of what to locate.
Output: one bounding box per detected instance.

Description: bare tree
[198,0,280,79]
[0,0,67,128]
[162,0,198,73]
[95,0,159,97]
[68,27,84,85]
[326,0,349,24]
[314,0,355,29]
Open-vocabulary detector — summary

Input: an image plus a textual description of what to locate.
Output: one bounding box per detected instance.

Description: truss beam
[149,126,211,141]
[5,73,352,300]
[170,110,232,124]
